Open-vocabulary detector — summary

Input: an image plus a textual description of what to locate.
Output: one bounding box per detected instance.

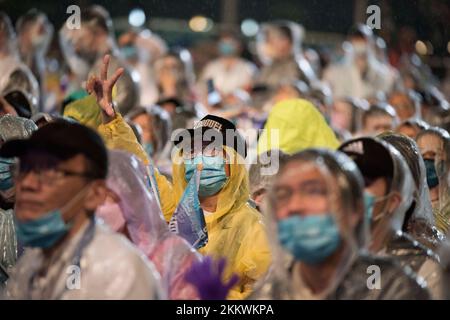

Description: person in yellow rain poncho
[257,98,340,155]
[64,54,271,300]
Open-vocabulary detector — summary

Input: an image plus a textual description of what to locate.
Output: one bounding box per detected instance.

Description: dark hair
[81,5,113,34]
[16,9,47,32]
[362,103,397,126]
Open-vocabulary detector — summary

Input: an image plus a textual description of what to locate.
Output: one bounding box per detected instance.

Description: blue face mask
[218,41,236,56]
[424,159,439,189]
[185,155,228,197]
[15,210,71,249]
[277,214,341,265]
[363,191,376,224]
[144,142,154,157]
[0,157,15,191]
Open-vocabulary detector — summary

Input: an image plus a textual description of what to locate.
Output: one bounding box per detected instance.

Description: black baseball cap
[338,137,393,187]
[173,114,247,158]
[0,120,108,179]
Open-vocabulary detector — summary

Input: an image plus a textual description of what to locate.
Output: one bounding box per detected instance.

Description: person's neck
[298,244,347,295]
[200,193,219,213]
[42,210,90,258]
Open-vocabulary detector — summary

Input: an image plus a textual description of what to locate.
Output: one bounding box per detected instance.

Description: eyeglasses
[13,166,93,186]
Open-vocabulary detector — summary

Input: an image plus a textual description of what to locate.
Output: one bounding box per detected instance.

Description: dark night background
[1,0,449,76]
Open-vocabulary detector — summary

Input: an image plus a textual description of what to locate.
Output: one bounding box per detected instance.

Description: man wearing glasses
[0,120,163,299]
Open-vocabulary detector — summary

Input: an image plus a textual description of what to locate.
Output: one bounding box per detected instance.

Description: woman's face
[417,134,444,161]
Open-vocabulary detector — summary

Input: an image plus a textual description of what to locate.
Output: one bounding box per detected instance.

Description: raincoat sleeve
[64,96,177,219]
[98,113,177,220]
[227,218,272,300]
[154,171,177,222]
[97,113,149,165]
[63,95,148,164]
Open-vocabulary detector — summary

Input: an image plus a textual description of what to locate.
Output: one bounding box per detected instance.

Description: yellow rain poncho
[65,98,271,299]
[257,99,340,154]
[169,146,271,299]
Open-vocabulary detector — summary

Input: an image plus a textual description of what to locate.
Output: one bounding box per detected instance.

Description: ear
[84,180,108,212]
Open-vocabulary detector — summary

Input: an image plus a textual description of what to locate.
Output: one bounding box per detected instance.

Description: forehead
[417,133,442,145]
[276,160,328,186]
[21,151,87,171]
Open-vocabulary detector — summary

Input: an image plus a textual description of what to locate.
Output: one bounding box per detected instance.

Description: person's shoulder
[356,252,430,297]
[87,224,152,268]
[80,224,162,298]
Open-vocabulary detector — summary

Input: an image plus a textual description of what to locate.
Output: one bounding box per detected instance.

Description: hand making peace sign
[86,54,124,123]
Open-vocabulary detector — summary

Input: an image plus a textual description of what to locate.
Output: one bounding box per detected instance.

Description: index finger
[101,54,110,81]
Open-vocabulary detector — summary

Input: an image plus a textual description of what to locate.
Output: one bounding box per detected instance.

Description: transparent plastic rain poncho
[252,148,430,299]
[255,21,317,87]
[125,105,173,176]
[416,128,450,234]
[0,65,40,118]
[379,133,445,249]
[96,150,202,299]
[322,28,392,100]
[0,12,18,58]
[58,6,140,115]
[169,145,272,299]
[0,115,37,274]
[340,136,440,282]
[0,18,39,119]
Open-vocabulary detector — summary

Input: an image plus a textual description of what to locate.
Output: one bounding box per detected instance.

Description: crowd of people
[1,5,450,300]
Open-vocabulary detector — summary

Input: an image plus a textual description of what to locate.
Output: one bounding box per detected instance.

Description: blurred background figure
[59,5,139,115]
[388,91,421,122]
[330,97,368,139]
[255,21,316,89]
[126,105,172,175]
[416,127,450,234]
[118,28,168,106]
[199,30,257,106]
[395,118,429,139]
[0,12,39,118]
[360,103,398,136]
[154,49,205,129]
[323,24,393,100]
[16,9,54,108]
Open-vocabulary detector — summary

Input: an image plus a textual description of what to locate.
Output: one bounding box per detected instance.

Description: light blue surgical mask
[144,142,154,157]
[15,210,71,249]
[363,191,376,224]
[185,155,228,197]
[218,41,236,56]
[0,157,15,191]
[277,214,341,264]
[424,159,439,189]
[15,186,89,248]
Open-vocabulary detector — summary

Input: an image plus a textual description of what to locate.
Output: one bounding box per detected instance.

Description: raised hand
[86,54,124,122]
